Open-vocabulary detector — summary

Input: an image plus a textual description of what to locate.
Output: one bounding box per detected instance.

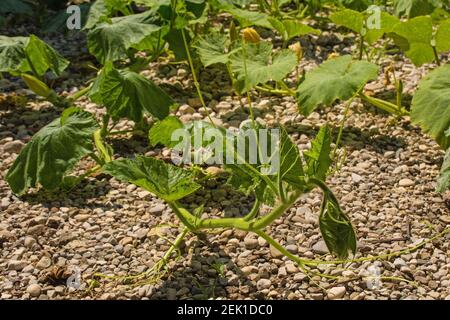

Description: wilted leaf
[89,62,172,122]
[87,12,161,63]
[319,193,357,259]
[6,108,99,195]
[0,35,69,76]
[304,125,332,181]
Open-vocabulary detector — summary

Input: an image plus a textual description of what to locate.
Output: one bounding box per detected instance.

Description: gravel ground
[0,21,449,300]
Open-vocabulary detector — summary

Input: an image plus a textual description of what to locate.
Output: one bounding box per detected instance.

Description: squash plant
[103,119,357,269]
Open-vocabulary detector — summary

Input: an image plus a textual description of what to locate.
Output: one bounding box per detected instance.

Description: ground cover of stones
[0,20,449,300]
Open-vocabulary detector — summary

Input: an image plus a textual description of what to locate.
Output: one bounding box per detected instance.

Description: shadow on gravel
[152,235,261,300]
[20,177,118,210]
[285,122,407,154]
[0,101,60,141]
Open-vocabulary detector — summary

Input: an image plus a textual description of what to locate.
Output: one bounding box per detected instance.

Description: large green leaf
[0,35,69,76]
[437,131,450,192]
[21,35,69,76]
[268,18,320,41]
[330,9,400,44]
[0,36,28,74]
[411,63,450,149]
[330,8,365,34]
[393,0,440,18]
[435,19,450,53]
[89,62,172,122]
[43,3,92,33]
[0,0,33,15]
[437,127,450,192]
[87,12,162,63]
[391,16,434,66]
[6,108,99,195]
[149,116,184,147]
[304,125,332,181]
[296,55,379,116]
[319,193,357,259]
[192,31,236,67]
[226,8,272,29]
[231,42,297,92]
[102,156,201,201]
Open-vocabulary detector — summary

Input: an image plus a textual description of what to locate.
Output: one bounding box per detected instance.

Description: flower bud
[242,27,261,43]
[327,52,340,60]
[21,73,52,98]
[289,42,303,61]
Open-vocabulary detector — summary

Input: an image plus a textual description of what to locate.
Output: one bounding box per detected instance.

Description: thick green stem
[250,190,302,230]
[243,199,261,221]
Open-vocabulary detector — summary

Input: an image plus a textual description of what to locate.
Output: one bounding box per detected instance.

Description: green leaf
[89,62,173,122]
[319,193,357,259]
[411,63,450,149]
[102,155,201,201]
[393,0,440,18]
[330,8,365,34]
[391,16,434,66]
[296,55,379,116]
[43,3,92,33]
[0,0,33,15]
[268,18,320,41]
[0,36,28,74]
[192,31,235,67]
[437,144,450,192]
[21,35,70,76]
[365,12,401,44]
[87,12,162,63]
[435,18,450,53]
[164,28,190,62]
[84,0,111,30]
[6,108,99,195]
[149,116,184,147]
[0,35,69,76]
[330,9,400,44]
[304,125,332,181]
[231,42,297,92]
[278,127,304,188]
[226,8,272,29]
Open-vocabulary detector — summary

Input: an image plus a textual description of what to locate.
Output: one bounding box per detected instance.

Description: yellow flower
[327,52,340,60]
[241,27,261,43]
[289,42,303,61]
[21,73,52,98]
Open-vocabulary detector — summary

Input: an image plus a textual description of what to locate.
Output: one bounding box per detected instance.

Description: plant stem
[251,190,302,230]
[255,230,308,266]
[255,85,294,96]
[359,93,408,116]
[243,199,261,221]
[68,84,92,101]
[180,28,215,126]
[358,34,364,60]
[432,46,441,66]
